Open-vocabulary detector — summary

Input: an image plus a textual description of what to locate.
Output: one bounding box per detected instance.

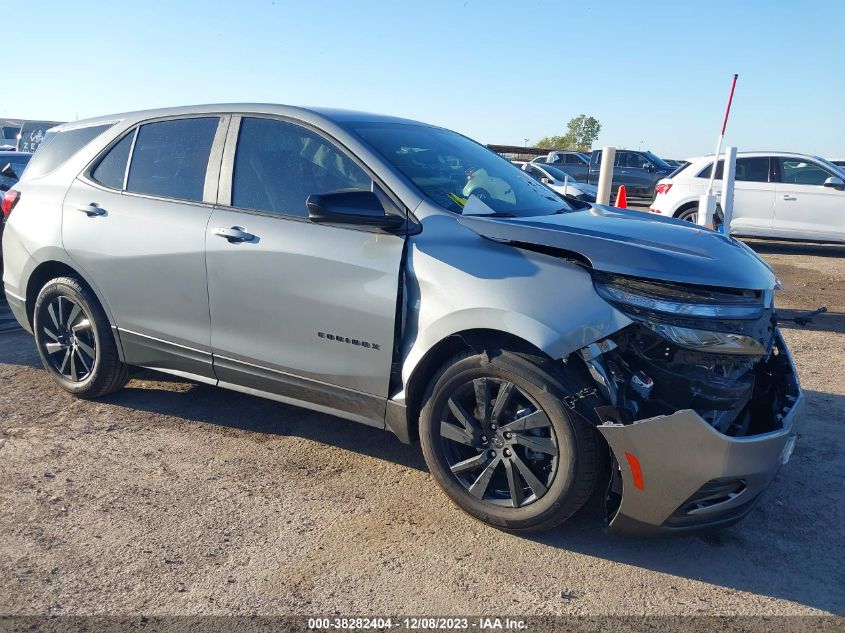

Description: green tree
[536,114,601,152]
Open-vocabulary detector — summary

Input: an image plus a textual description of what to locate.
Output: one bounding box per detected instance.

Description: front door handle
[213,226,256,243]
[781,195,797,201]
[76,203,106,217]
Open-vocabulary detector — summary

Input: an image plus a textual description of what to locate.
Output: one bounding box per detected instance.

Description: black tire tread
[34,276,129,399]
[419,347,601,532]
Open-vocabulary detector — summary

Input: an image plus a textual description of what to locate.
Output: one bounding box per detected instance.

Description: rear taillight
[1,190,20,219]
[655,183,672,195]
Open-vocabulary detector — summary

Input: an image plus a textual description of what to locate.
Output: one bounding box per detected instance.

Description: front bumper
[597,331,802,535]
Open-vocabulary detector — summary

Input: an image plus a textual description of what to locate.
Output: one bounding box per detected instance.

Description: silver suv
[1,105,802,534]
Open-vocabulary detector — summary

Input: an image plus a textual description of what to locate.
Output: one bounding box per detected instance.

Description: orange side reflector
[624,451,645,490]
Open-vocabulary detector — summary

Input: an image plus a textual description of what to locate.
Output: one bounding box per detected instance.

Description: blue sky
[8,0,845,158]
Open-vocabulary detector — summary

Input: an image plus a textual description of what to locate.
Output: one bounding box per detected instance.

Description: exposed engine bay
[579,319,793,438]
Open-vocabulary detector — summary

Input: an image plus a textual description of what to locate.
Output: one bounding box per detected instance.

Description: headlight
[592,273,765,320]
[644,322,766,355]
[592,273,772,355]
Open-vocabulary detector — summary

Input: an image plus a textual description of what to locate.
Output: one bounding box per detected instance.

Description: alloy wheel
[439,378,560,508]
[38,296,97,382]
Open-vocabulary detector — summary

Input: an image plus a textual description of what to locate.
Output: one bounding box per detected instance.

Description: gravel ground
[1,240,843,619]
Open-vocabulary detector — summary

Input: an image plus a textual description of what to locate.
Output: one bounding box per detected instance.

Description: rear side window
[23,124,113,180]
[231,117,371,217]
[91,131,135,190]
[126,117,218,202]
[697,157,770,182]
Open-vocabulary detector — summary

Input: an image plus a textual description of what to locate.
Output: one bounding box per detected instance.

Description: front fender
[399,212,631,392]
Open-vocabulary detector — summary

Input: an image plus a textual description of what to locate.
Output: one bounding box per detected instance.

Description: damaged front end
[577,272,803,535]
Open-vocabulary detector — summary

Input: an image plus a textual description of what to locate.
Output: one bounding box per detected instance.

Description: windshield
[643,151,671,169]
[353,123,573,217]
[814,156,845,178]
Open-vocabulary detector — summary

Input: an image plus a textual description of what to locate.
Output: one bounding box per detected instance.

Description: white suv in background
[649,152,845,242]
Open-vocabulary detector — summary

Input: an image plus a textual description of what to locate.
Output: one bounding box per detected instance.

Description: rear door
[701,156,776,236]
[62,116,227,380]
[773,157,845,241]
[205,116,406,423]
[729,156,777,236]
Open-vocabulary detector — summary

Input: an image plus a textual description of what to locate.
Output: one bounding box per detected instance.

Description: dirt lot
[1,240,844,619]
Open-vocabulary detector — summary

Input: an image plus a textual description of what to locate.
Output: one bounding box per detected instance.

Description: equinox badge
[318,331,381,350]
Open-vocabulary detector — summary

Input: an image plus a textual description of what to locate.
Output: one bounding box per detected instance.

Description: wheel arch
[24,259,124,360]
[394,328,554,444]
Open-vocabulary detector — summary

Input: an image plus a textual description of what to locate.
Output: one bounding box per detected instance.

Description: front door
[205,116,406,424]
[615,151,652,197]
[773,157,845,241]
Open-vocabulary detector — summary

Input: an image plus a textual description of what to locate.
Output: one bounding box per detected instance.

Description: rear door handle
[76,203,106,217]
[213,226,256,243]
[781,195,797,201]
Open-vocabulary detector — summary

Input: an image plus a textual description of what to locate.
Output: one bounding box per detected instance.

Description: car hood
[458,205,778,290]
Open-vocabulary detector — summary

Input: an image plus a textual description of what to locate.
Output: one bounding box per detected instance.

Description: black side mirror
[643,163,654,172]
[307,190,404,230]
[0,163,16,178]
[823,176,844,191]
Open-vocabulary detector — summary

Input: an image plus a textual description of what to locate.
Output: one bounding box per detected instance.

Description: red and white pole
[698,74,738,227]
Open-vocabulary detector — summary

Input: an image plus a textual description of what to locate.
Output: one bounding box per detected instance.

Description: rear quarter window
[23,124,114,180]
[91,131,136,190]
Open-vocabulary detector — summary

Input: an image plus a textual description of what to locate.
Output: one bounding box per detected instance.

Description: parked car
[650,152,845,242]
[1,120,22,150]
[0,151,32,276]
[587,149,676,199]
[16,120,63,153]
[530,150,591,181]
[0,151,31,191]
[2,105,801,535]
[521,162,598,201]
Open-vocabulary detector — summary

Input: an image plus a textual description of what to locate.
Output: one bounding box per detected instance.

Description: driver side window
[231,117,372,217]
[778,158,833,186]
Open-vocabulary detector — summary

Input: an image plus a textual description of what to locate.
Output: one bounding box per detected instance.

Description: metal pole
[721,146,737,234]
[699,74,738,227]
[596,147,615,205]
[707,73,738,196]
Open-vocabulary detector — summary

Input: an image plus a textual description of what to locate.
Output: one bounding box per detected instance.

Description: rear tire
[677,203,723,226]
[677,206,698,222]
[419,349,601,532]
[33,276,129,398]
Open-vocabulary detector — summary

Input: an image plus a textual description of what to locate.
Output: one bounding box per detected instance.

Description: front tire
[419,350,601,532]
[33,276,129,398]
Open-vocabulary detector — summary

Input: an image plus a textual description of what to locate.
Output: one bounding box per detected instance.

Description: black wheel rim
[439,378,560,508]
[38,296,96,382]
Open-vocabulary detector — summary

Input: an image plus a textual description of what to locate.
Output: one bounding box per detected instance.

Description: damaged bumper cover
[598,330,802,535]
